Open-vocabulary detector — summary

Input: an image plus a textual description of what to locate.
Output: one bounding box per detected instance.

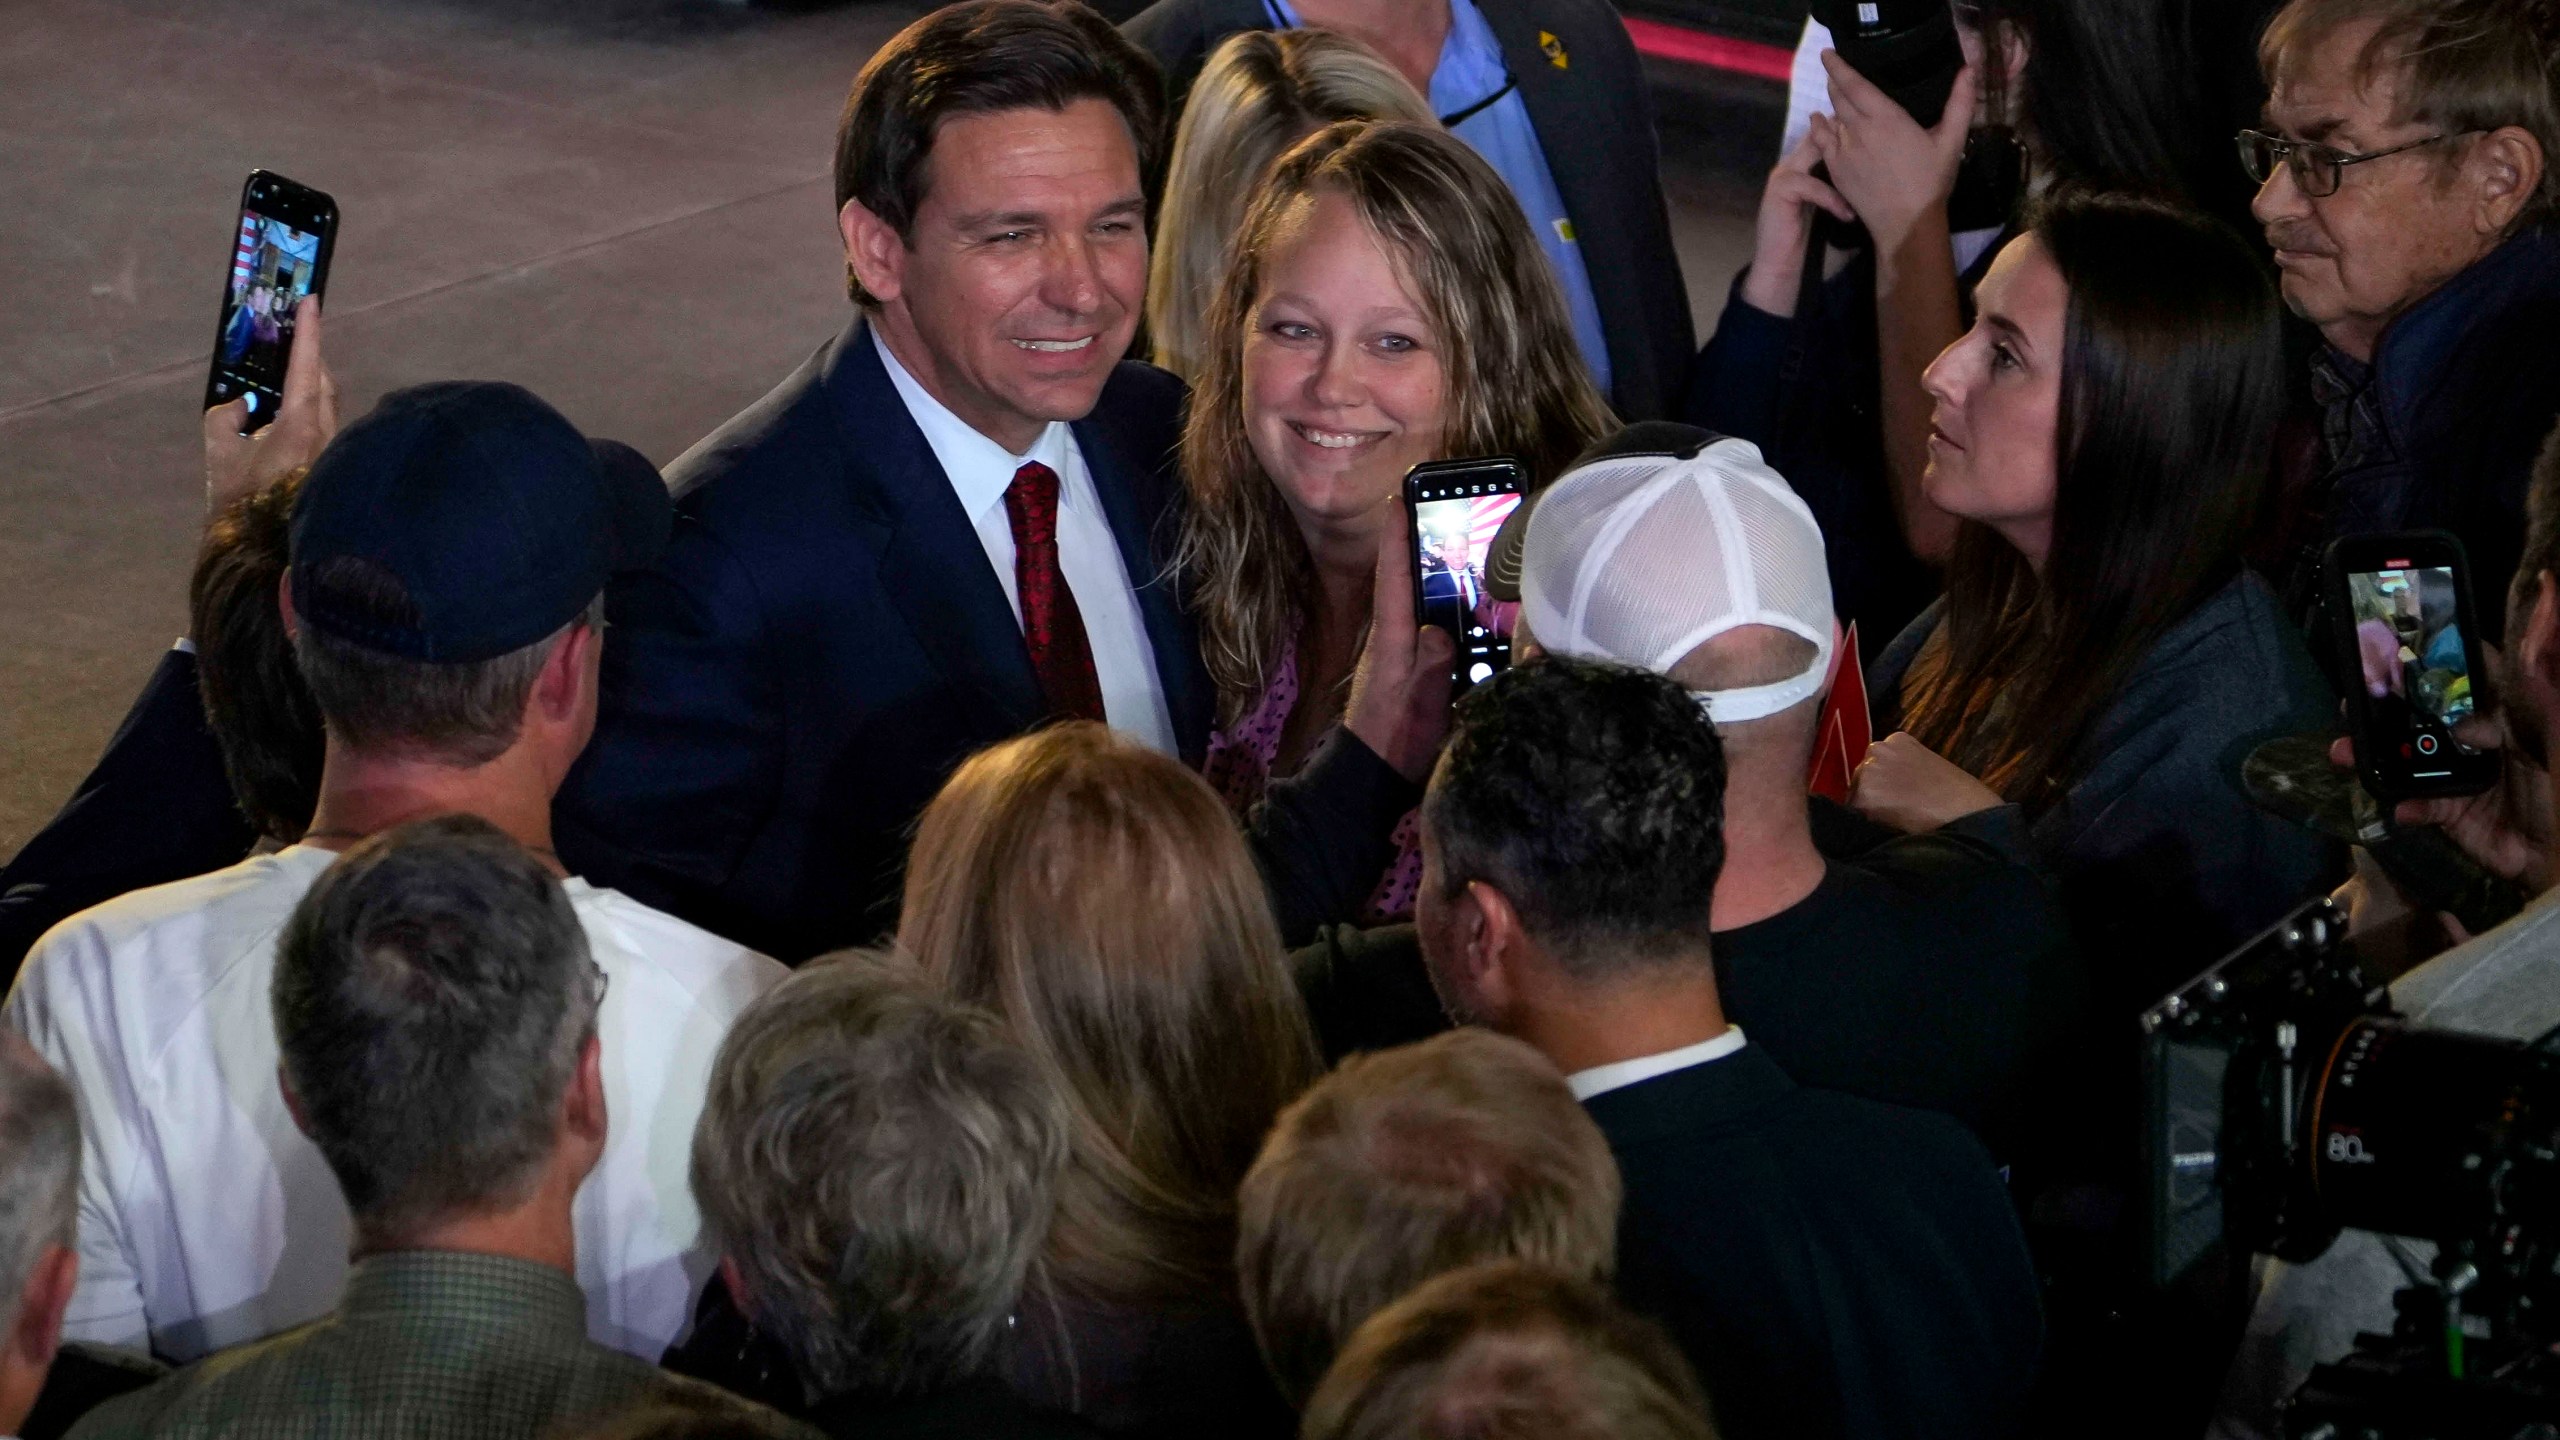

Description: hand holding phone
[205,170,337,437]
[2327,531,2499,802]
[1343,503,1456,783]
[1404,457,1527,697]
[204,296,338,515]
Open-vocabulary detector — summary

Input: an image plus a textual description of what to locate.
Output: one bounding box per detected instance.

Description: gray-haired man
[689,952,1096,1439]
[69,818,791,1440]
[0,1033,81,1438]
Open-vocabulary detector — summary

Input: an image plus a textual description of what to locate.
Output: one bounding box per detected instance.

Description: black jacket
[0,649,254,982]
[555,319,1415,961]
[1586,1047,2042,1440]
[2278,225,2560,645]
[1122,0,1694,421]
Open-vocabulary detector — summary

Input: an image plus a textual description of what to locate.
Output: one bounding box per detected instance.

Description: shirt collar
[872,326,1076,522]
[1566,1026,1748,1102]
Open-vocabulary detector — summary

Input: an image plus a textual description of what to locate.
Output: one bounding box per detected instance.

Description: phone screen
[2345,564,2480,784]
[1409,464,1525,695]
[206,173,334,433]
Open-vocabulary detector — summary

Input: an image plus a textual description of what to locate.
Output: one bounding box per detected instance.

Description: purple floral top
[1202,639,1424,923]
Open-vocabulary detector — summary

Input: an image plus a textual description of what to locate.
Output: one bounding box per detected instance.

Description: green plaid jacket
[65,1250,780,1440]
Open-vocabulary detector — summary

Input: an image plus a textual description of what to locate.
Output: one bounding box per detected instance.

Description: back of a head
[1302,1262,1718,1440]
[0,1034,77,1336]
[1148,29,1433,377]
[834,0,1166,308]
[692,949,1067,1401]
[194,469,325,843]
[1237,1030,1621,1407]
[2261,0,2560,227]
[274,814,598,1245]
[1424,659,1727,978]
[900,723,1319,1301]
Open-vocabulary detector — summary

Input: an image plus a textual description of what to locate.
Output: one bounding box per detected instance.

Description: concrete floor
[0,0,1778,858]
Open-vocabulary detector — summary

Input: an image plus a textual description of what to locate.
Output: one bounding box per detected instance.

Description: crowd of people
[0,0,2556,1434]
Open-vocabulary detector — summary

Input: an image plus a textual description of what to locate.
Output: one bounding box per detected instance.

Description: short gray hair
[691,949,1067,1400]
[1238,1030,1622,1405]
[274,814,600,1245]
[292,554,604,766]
[0,1033,77,1327]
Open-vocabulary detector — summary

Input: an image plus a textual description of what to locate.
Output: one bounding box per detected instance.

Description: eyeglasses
[2236,128,2481,198]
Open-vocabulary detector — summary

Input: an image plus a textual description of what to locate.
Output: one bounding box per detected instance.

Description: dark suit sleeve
[555,518,790,952]
[1290,921,1452,1062]
[0,649,253,981]
[1243,726,1421,947]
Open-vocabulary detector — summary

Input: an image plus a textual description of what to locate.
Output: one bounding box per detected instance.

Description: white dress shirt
[6,845,786,1363]
[1566,1026,1750,1102]
[873,329,1178,755]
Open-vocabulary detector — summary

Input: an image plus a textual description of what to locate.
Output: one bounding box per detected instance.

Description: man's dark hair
[831,0,1165,306]
[275,814,600,1245]
[192,469,325,842]
[292,557,602,767]
[1423,659,1727,974]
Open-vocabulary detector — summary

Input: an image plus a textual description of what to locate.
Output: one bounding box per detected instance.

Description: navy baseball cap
[290,382,671,664]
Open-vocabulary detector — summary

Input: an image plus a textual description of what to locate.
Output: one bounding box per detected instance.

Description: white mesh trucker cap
[1486,423,1835,724]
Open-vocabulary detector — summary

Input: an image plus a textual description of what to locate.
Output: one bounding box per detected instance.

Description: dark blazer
[1122,0,1695,421]
[0,649,255,981]
[1585,1047,2042,1440]
[555,319,1412,961]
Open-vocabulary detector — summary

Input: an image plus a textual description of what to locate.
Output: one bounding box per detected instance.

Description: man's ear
[1459,880,1534,1025]
[564,1032,607,1150]
[532,619,599,727]
[277,1066,314,1140]
[10,1245,75,1371]
[276,572,301,642]
[2471,126,2544,235]
[840,198,909,308]
[2518,569,2560,703]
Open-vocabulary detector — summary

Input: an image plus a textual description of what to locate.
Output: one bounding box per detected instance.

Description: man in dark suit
[1410,659,2042,1440]
[555,0,1441,962]
[1122,0,1693,420]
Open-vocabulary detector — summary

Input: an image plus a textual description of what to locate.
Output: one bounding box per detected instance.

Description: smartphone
[205,170,336,434]
[2327,530,2498,802]
[1405,457,1527,697]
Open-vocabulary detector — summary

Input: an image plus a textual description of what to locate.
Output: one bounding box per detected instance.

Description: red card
[1806,622,1870,802]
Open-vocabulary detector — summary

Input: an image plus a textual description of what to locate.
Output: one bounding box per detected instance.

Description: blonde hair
[1148,30,1434,380]
[899,723,1321,1303]
[2261,0,2560,222]
[1237,1030,1621,1406]
[1179,120,1618,722]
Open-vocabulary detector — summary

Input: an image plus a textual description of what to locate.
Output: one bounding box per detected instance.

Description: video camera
[2141,898,2560,1437]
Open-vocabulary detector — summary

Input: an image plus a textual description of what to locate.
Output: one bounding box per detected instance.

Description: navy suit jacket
[1586,1048,2043,1440]
[556,320,1410,961]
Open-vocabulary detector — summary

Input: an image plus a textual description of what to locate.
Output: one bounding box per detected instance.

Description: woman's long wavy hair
[1146,29,1433,381]
[1178,119,1617,723]
[1898,193,2284,812]
[898,723,1321,1304]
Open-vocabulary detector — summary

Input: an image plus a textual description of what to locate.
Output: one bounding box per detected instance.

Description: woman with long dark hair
[1852,192,2336,1001]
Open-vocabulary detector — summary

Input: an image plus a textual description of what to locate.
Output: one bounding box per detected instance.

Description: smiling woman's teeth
[1013,337,1093,352]
[1294,424,1370,450]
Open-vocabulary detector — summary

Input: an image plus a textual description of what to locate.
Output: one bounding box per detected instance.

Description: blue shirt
[1262,0,1614,397]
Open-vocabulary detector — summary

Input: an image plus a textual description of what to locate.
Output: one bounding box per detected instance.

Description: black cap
[1484,422,1724,603]
[290,382,671,663]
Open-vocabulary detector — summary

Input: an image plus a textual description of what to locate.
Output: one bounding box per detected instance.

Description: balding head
[1667,624,1825,763]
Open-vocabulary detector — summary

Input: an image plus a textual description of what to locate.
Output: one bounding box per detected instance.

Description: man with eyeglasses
[2242,0,2559,643]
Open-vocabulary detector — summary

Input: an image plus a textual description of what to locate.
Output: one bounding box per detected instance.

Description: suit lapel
[824,319,1047,733]
[1075,408,1216,763]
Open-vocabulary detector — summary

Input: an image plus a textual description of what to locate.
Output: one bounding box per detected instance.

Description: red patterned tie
[1003,462,1108,724]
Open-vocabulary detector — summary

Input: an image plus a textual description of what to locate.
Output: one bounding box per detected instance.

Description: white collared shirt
[7,845,787,1363]
[874,330,1179,755]
[1566,1026,1750,1102]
